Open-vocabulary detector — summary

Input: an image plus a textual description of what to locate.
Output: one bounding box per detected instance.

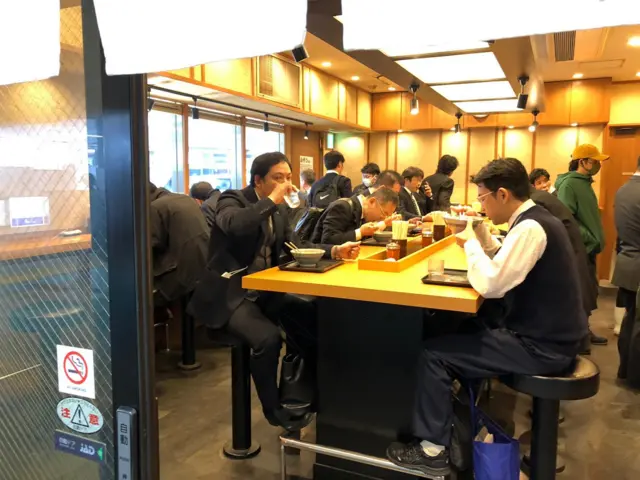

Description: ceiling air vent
[554,31,576,62]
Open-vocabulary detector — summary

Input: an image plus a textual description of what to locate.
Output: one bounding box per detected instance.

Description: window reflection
[148,110,183,191]
[189,118,240,191]
[245,127,285,186]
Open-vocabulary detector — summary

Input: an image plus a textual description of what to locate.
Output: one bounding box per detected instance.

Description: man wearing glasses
[313,187,400,245]
[387,158,586,477]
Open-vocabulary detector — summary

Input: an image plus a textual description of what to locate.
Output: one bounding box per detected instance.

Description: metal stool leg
[529,398,560,480]
[223,343,261,459]
[163,323,170,352]
[177,302,201,371]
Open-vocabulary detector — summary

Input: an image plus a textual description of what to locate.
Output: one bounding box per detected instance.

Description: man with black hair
[401,166,433,217]
[314,187,399,245]
[387,158,586,477]
[529,167,553,192]
[298,168,316,207]
[374,169,425,221]
[308,150,353,208]
[425,155,459,211]
[189,181,221,229]
[353,162,381,197]
[188,152,360,432]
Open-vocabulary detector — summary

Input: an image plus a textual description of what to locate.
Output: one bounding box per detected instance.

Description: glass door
[0,2,156,479]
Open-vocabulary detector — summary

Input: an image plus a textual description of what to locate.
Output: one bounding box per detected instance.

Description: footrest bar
[279,435,445,480]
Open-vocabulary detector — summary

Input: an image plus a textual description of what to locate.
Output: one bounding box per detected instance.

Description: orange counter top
[242,239,482,313]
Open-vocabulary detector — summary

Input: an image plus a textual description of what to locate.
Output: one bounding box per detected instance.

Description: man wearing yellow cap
[555,143,609,347]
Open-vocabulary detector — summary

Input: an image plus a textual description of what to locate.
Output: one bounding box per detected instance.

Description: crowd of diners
[148,142,640,476]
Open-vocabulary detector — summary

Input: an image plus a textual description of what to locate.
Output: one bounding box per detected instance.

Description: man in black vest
[387,158,587,477]
[188,152,360,432]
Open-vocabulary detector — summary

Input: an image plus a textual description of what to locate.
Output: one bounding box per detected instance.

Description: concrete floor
[157,291,640,480]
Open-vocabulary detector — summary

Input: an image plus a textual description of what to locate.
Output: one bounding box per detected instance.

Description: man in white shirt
[387,158,587,477]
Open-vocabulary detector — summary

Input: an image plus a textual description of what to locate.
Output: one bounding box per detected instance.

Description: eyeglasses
[476,191,494,203]
[375,198,395,218]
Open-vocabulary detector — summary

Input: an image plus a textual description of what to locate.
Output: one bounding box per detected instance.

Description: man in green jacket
[555,143,609,347]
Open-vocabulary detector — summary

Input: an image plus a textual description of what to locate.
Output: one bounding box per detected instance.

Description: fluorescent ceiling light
[382,41,489,58]
[397,52,505,85]
[454,99,520,114]
[431,81,515,101]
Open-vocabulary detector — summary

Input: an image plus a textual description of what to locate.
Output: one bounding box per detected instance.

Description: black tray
[361,237,390,247]
[422,268,471,287]
[279,259,344,273]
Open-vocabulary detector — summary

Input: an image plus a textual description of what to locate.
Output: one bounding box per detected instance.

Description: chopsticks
[285,241,299,251]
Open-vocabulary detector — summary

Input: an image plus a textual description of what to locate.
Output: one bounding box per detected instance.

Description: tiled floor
[157,291,640,479]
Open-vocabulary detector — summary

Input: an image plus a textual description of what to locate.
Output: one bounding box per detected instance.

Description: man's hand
[384,213,402,227]
[422,181,432,198]
[455,218,476,248]
[268,182,294,205]
[408,217,422,225]
[335,241,361,260]
[360,222,377,237]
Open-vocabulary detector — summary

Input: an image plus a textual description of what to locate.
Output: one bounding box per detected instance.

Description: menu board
[9,196,50,228]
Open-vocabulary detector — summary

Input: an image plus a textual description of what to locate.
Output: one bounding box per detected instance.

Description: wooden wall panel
[498,112,532,128]
[335,133,369,186]
[357,90,372,128]
[309,69,339,119]
[400,93,431,130]
[467,129,497,202]
[464,115,498,129]
[345,84,358,125]
[431,106,456,129]
[441,131,469,204]
[535,127,579,189]
[570,78,611,124]
[369,133,388,170]
[372,93,402,130]
[289,127,322,185]
[387,132,398,170]
[609,83,640,126]
[395,131,440,175]
[202,59,253,96]
[577,125,606,200]
[537,81,571,125]
[504,128,533,172]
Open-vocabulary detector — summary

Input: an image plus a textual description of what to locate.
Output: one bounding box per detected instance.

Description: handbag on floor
[470,389,520,480]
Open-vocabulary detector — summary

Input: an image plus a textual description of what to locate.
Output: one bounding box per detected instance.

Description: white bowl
[443,215,485,234]
[291,248,325,266]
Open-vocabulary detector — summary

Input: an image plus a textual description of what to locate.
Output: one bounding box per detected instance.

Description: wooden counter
[243,237,482,313]
[0,233,92,261]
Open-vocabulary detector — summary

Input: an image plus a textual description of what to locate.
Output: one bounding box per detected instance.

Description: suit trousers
[226,292,317,413]
[617,288,640,388]
[412,323,575,446]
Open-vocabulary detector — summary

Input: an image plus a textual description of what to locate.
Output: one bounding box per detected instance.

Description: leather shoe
[589,331,608,346]
[265,408,314,432]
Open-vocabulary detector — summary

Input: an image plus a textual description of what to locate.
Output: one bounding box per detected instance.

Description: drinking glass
[428,258,445,280]
[284,186,301,209]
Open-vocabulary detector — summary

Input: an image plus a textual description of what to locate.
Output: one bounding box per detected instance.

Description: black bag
[450,386,473,472]
[279,354,315,415]
[309,198,354,244]
[294,207,325,242]
[311,175,341,209]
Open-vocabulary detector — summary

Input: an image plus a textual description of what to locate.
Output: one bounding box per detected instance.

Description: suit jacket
[150,188,210,302]
[318,196,362,245]
[612,176,640,292]
[398,187,432,219]
[425,172,454,211]
[353,183,373,197]
[200,189,221,229]
[308,172,352,206]
[187,187,332,328]
[530,187,598,315]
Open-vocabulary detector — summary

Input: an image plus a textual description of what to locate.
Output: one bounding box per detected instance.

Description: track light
[292,44,309,63]
[147,98,155,112]
[264,114,270,132]
[517,76,529,110]
[191,97,200,120]
[528,109,539,133]
[409,83,420,115]
[454,112,462,134]
[304,123,309,140]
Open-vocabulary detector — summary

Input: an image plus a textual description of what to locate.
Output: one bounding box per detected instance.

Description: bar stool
[500,356,599,480]
[177,294,201,371]
[207,329,261,459]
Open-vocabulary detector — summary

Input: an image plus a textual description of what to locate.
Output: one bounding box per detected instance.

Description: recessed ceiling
[431,81,515,102]
[381,41,490,58]
[397,52,507,85]
[453,99,521,114]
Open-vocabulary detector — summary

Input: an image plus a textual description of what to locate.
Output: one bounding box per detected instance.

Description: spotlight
[528,109,539,133]
[409,83,420,115]
[292,44,309,63]
[304,123,309,140]
[264,114,270,132]
[454,112,462,134]
[517,75,529,110]
[191,97,199,120]
[147,98,155,112]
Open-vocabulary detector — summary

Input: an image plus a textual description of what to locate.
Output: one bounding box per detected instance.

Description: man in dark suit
[189,181,221,229]
[149,183,210,307]
[401,167,433,218]
[298,168,316,208]
[425,155,459,211]
[315,188,399,245]
[353,163,380,197]
[612,159,640,388]
[308,151,353,207]
[188,152,360,431]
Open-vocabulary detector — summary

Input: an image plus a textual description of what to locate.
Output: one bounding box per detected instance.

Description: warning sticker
[57,345,95,399]
[57,397,104,434]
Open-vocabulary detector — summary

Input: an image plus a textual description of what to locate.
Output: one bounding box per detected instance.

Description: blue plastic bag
[470,389,520,480]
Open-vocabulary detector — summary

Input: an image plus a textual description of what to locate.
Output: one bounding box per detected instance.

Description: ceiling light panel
[397,52,506,84]
[432,81,515,101]
[454,99,521,114]
[381,41,490,58]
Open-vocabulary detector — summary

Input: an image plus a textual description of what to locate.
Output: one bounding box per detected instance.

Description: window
[189,118,240,192]
[148,110,183,192]
[245,127,285,186]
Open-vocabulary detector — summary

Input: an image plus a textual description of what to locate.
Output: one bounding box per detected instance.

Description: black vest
[505,205,588,347]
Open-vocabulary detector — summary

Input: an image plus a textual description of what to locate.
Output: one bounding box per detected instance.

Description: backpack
[310,198,354,244]
[294,207,325,242]
[311,175,341,209]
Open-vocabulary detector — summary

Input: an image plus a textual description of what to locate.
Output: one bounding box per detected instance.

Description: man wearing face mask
[555,144,609,347]
[353,163,380,197]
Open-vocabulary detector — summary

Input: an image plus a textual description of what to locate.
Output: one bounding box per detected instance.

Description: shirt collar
[326,170,338,175]
[404,186,412,194]
[357,194,366,219]
[508,199,536,228]
[254,189,262,200]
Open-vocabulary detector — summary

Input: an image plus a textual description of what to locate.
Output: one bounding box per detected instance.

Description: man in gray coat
[613,157,640,388]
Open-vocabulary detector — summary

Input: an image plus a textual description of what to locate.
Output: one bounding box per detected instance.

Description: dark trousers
[412,323,576,446]
[617,288,640,388]
[226,292,317,413]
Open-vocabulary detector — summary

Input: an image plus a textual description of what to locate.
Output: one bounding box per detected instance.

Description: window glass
[189,118,239,191]
[245,127,285,186]
[148,110,183,192]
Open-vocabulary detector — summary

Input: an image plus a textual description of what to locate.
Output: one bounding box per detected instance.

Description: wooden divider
[358,235,455,273]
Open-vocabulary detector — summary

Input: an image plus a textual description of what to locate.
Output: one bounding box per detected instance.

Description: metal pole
[232,344,252,450]
[530,397,560,480]
[280,445,287,480]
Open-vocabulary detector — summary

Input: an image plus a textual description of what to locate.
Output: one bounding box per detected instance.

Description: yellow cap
[571,144,609,161]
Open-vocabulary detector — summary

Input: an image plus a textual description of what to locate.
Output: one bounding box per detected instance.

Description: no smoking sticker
[57,345,95,399]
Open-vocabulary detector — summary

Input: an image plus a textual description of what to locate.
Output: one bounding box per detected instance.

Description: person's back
[150,186,209,302]
[612,174,640,292]
[189,181,221,229]
[308,151,352,208]
[425,155,458,211]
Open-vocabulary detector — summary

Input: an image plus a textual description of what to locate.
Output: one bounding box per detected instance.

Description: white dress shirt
[405,186,421,215]
[354,195,366,241]
[464,199,548,299]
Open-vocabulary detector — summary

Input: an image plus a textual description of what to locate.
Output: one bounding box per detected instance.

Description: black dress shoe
[386,441,450,477]
[589,330,608,345]
[265,408,314,432]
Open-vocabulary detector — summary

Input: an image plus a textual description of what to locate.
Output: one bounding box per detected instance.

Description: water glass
[284,188,301,209]
[428,258,445,280]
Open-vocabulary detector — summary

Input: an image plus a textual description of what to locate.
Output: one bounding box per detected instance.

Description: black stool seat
[207,329,243,347]
[502,356,600,400]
